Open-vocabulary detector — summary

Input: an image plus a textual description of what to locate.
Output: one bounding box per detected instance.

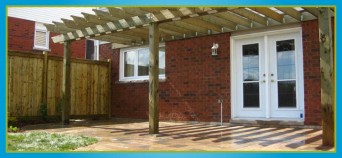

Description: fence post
[42,51,48,105]
[107,59,112,119]
[62,41,71,125]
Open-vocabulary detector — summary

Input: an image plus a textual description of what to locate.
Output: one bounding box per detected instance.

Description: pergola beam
[231,8,268,26]
[276,7,302,21]
[214,11,251,28]
[303,7,320,17]
[249,7,284,23]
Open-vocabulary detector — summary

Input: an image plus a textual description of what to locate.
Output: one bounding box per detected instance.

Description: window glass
[138,49,149,76]
[124,51,135,77]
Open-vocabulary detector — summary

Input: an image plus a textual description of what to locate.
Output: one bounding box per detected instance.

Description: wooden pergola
[46,7,335,146]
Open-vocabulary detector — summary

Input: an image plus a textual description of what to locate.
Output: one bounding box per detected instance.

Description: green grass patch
[7,131,98,151]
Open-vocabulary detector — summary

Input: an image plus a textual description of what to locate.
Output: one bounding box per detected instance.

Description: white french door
[231,28,304,120]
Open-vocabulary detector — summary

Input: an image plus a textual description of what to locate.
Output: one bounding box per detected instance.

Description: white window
[33,22,49,50]
[119,44,166,81]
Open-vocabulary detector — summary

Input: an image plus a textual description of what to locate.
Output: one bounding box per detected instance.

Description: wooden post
[107,59,112,119]
[42,51,48,104]
[318,7,334,147]
[62,41,71,125]
[149,22,159,134]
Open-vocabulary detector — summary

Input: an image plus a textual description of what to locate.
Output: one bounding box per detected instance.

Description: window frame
[119,43,166,82]
[33,22,50,51]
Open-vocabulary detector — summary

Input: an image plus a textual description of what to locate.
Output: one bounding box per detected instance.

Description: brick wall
[8,17,86,58]
[8,17,35,52]
[49,32,86,58]
[111,33,231,122]
[99,43,113,61]
[301,19,334,125]
[302,20,321,125]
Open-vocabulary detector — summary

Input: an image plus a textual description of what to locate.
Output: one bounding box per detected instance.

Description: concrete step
[229,118,319,128]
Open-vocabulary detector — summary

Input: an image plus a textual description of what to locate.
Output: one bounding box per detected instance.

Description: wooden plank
[171,21,207,34]
[198,15,236,30]
[62,41,71,124]
[149,22,159,134]
[47,59,54,115]
[303,7,320,17]
[276,7,302,21]
[86,64,92,115]
[318,7,334,147]
[182,18,222,32]
[71,15,93,28]
[94,65,99,115]
[22,58,28,116]
[82,64,87,115]
[31,59,36,116]
[249,7,284,23]
[70,63,75,115]
[82,12,108,24]
[97,65,102,115]
[61,18,79,29]
[93,9,119,21]
[7,56,12,116]
[231,8,268,26]
[214,11,251,28]
[107,59,112,118]
[42,52,48,105]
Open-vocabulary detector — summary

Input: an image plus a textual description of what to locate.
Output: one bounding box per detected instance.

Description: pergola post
[318,7,334,147]
[149,22,159,134]
[62,41,71,125]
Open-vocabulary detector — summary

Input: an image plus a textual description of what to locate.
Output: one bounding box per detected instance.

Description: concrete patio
[23,119,333,151]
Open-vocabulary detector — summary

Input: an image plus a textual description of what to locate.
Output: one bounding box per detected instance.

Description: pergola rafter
[47,7,326,45]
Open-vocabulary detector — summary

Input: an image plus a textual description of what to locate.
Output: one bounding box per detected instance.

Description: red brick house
[111,22,329,126]
[8,7,335,126]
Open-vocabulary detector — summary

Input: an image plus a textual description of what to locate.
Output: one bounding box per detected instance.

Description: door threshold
[230,118,304,127]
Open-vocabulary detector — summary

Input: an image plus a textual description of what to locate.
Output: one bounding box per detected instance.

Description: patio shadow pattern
[22,119,333,151]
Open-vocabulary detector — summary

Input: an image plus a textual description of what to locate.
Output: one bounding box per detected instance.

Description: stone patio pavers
[22,119,334,151]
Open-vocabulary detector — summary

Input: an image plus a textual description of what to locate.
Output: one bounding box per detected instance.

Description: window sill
[117,77,166,84]
[33,47,50,51]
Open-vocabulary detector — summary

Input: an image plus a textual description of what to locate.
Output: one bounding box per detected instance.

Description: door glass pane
[278,81,296,108]
[277,39,295,80]
[124,51,135,77]
[243,44,259,81]
[243,83,260,108]
[138,49,149,76]
[242,43,260,108]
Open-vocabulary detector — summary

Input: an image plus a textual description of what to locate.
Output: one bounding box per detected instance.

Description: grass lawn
[7,131,98,151]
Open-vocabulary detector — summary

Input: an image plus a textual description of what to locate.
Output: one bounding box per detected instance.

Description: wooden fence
[7,51,111,118]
